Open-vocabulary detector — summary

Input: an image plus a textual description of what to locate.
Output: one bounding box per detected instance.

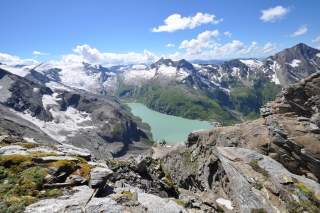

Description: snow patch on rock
[156,65,177,77]
[13,105,95,142]
[0,64,31,77]
[231,67,240,77]
[42,93,60,109]
[0,75,14,103]
[216,198,234,210]
[240,59,263,70]
[123,68,155,83]
[287,59,301,68]
[45,81,71,92]
[272,73,280,85]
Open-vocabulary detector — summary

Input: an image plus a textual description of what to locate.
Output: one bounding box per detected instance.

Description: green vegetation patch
[249,160,269,177]
[119,82,238,125]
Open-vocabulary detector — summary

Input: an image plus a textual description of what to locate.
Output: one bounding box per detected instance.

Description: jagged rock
[56,144,91,160]
[89,166,113,188]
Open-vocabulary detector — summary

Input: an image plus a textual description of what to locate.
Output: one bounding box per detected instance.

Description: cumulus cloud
[224,31,232,38]
[60,44,158,66]
[260,6,289,23]
[166,43,175,48]
[240,41,258,54]
[171,31,278,60]
[32,50,48,56]
[262,42,277,54]
[179,30,219,54]
[0,52,37,66]
[152,12,222,32]
[312,36,320,48]
[178,31,258,59]
[291,25,308,37]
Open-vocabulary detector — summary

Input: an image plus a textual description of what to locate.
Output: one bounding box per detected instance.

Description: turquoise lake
[127,102,213,144]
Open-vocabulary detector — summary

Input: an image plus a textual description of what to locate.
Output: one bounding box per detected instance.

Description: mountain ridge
[0,43,319,124]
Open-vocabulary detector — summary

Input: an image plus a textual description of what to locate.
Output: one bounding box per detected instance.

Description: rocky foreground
[0,73,320,213]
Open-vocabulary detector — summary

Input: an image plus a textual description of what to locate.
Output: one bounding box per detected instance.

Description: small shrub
[249,160,269,177]
[19,166,47,191]
[30,151,57,158]
[44,189,63,198]
[174,199,186,207]
[0,155,32,168]
[251,209,267,213]
[0,166,8,179]
[0,155,33,174]
[17,143,39,149]
[78,162,91,178]
[49,160,78,174]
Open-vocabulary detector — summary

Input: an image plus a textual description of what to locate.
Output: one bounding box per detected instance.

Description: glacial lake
[127,102,213,144]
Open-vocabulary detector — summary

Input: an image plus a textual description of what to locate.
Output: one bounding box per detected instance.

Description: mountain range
[1,43,319,125]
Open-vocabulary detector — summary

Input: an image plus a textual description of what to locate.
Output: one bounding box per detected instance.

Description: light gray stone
[24,185,94,213]
[89,166,113,188]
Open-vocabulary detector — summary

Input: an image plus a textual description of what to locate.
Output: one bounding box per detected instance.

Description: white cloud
[32,51,48,56]
[313,36,320,43]
[174,30,278,60]
[171,32,278,60]
[260,6,290,23]
[262,42,277,54]
[0,52,37,66]
[179,30,219,54]
[214,40,246,56]
[60,44,158,66]
[152,12,222,32]
[312,36,320,48]
[240,41,258,54]
[166,43,175,48]
[224,31,232,38]
[291,25,308,37]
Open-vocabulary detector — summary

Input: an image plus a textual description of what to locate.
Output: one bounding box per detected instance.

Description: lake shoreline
[126,102,214,144]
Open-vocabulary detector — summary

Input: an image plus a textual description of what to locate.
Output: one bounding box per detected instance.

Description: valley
[1,1,320,212]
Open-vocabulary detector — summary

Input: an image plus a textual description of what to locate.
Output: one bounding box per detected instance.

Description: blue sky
[0,0,319,65]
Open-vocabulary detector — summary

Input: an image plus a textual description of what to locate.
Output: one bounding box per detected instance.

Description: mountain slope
[263,43,320,86]
[0,68,152,158]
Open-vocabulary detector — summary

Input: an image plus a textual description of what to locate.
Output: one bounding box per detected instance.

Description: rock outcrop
[0,134,186,213]
[180,73,320,182]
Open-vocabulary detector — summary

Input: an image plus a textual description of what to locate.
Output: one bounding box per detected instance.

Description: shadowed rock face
[0,68,152,158]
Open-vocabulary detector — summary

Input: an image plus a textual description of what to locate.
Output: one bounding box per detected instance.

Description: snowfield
[240,59,263,70]
[287,59,301,68]
[0,64,31,77]
[13,92,96,142]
